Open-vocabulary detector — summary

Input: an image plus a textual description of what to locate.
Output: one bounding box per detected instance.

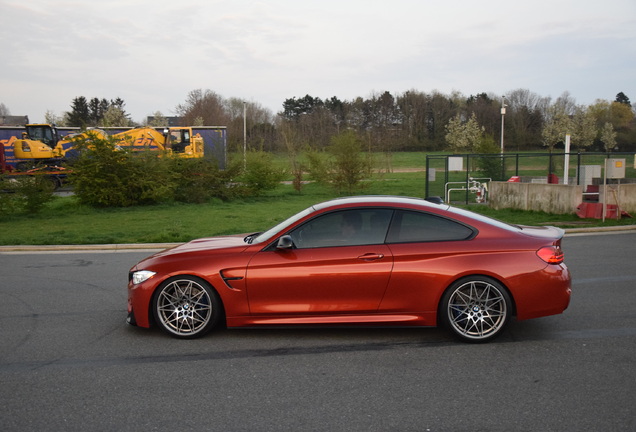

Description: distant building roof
[146,116,183,127]
[0,115,29,126]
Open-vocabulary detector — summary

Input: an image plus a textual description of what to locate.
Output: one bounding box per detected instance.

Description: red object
[0,142,6,173]
[507,176,520,182]
[547,174,559,184]
[576,202,632,219]
[127,196,571,343]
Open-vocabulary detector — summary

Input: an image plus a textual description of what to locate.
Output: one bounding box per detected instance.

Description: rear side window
[386,210,474,243]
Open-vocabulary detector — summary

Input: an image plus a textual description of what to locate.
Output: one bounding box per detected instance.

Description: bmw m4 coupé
[127,196,571,342]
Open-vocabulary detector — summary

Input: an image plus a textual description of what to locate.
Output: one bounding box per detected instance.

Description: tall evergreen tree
[67,96,90,128]
[615,92,631,106]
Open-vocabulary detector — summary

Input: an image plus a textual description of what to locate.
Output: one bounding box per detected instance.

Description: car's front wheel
[440,276,512,343]
[152,276,221,338]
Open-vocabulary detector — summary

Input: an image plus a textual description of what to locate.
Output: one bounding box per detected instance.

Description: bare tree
[505,89,548,149]
[176,89,228,126]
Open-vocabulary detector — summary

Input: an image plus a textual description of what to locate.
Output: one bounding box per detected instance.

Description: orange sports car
[127,196,571,342]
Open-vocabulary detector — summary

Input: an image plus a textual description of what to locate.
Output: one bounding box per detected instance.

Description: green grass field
[1,158,634,246]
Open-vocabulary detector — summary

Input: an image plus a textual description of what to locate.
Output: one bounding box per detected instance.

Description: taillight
[537,246,564,264]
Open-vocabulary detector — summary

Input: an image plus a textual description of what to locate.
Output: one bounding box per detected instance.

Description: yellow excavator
[12,124,204,170]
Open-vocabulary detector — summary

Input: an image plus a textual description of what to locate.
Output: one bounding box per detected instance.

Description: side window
[289,209,393,249]
[386,210,474,243]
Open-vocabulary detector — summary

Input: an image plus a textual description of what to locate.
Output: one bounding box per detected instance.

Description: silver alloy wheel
[444,278,510,342]
[154,277,216,338]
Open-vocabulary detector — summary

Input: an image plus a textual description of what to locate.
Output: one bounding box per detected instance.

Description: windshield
[26,126,54,146]
[251,206,315,244]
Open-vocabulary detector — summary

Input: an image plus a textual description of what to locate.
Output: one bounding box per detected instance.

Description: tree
[615,92,631,106]
[505,89,548,150]
[541,95,575,150]
[466,92,500,138]
[224,98,276,152]
[105,98,132,126]
[66,96,131,128]
[445,113,483,153]
[101,105,132,127]
[588,99,634,150]
[570,107,597,149]
[147,111,168,127]
[396,90,430,150]
[0,102,9,116]
[429,91,459,150]
[599,122,617,151]
[88,98,108,126]
[45,110,66,126]
[67,96,90,128]
[280,94,336,150]
[307,130,373,194]
[324,96,346,127]
[176,89,228,125]
[281,95,324,120]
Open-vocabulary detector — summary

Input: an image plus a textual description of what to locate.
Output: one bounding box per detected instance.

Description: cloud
[1,0,634,122]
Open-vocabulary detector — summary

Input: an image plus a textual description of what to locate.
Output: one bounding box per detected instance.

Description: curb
[1,226,635,252]
[0,243,181,253]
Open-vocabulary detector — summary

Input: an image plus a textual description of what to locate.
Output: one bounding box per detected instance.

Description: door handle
[357,253,384,261]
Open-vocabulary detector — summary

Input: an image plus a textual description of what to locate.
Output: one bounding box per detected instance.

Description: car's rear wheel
[152,276,221,339]
[440,276,511,343]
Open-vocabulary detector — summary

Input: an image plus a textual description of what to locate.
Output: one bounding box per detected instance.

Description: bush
[307,130,373,194]
[169,157,241,203]
[69,134,174,207]
[236,150,286,196]
[0,175,54,215]
[475,136,505,181]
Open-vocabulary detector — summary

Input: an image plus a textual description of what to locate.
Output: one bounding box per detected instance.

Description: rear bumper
[514,263,571,321]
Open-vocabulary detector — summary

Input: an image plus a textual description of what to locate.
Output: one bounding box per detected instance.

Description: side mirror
[276,235,294,250]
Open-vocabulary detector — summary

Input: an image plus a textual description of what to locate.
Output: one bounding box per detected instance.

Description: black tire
[440,276,512,343]
[152,276,221,339]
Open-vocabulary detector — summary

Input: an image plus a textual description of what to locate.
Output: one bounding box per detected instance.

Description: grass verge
[1,171,633,245]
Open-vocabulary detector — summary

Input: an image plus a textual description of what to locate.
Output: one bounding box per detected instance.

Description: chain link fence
[425,152,636,205]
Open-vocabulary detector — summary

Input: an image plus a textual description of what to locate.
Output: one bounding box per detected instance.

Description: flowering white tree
[599,122,617,151]
[445,113,484,153]
[542,101,596,150]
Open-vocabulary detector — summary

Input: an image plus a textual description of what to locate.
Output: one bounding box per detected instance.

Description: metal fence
[425,152,636,204]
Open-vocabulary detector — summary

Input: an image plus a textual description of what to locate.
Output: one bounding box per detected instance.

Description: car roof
[310,195,527,234]
[312,195,446,211]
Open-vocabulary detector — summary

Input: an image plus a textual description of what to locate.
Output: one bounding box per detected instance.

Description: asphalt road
[1,232,635,431]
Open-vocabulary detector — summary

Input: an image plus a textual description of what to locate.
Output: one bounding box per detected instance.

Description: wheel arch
[148,274,227,329]
[436,273,517,327]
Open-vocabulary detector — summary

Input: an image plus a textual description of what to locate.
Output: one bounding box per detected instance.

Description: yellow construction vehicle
[12,124,107,170]
[115,127,204,158]
[11,124,204,170]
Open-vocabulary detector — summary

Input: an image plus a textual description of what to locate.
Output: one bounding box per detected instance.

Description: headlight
[131,270,156,285]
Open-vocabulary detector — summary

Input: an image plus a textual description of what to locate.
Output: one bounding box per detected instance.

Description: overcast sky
[2,0,635,123]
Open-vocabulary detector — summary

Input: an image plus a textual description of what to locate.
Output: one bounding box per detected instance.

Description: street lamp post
[243,101,247,170]
[500,96,507,154]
